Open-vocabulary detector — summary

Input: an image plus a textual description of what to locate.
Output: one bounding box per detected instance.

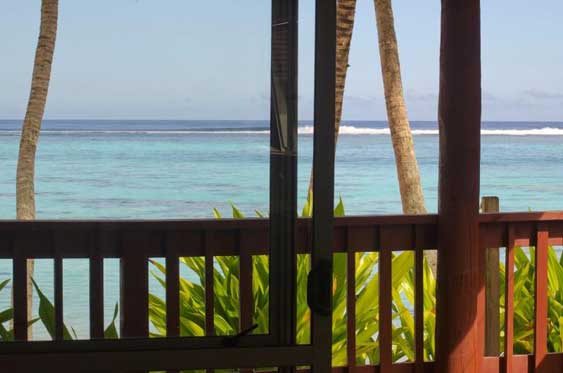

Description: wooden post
[481,196,500,356]
[436,0,482,372]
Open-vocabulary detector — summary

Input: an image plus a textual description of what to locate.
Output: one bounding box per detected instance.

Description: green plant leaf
[0,308,13,324]
[230,203,245,218]
[31,278,74,340]
[334,196,345,217]
[254,209,265,218]
[104,303,119,339]
[213,208,222,219]
[301,190,313,217]
[0,279,10,293]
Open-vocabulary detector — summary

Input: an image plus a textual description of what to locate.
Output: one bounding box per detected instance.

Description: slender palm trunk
[307,0,357,196]
[16,0,59,338]
[373,0,425,214]
[373,0,437,270]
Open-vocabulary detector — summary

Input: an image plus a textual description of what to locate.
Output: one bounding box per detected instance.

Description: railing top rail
[0,212,561,258]
[0,214,439,258]
[0,210,562,230]
[479,211,563,223]
[0,214,439,229]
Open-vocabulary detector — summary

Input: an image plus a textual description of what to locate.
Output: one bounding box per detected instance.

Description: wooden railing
[480,212,563,373]
[0,212,561,372]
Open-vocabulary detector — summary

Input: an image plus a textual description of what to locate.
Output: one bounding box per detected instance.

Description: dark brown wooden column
[436,1,483,372]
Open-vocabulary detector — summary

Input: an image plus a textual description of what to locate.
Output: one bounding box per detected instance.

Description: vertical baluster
[204,231,215,337]
[165,232,180,338]
[346,228,356,371]
[378,226,392,371]
[239,234,253,332]
[89,230,104,339]
[534,225,548,370]
[239,230,254,373]
[504,226,515,373]
[13,248,28,341]
[414,225,425,372]
[204,231,214,373]
[165,232,180,373]
[54,232,64,340]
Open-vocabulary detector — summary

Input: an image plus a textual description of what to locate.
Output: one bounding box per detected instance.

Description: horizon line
[1,118,562,123]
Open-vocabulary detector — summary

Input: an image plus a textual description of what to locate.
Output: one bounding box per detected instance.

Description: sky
[1,1,563,122]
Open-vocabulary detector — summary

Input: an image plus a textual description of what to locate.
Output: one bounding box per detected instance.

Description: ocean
[1,119,562,338]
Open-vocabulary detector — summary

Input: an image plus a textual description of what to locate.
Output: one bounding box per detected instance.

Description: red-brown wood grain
[414,225,425,373]
[436,0,483,370]
[504,226,516,373]
[346,227,357,369]
[378,227,392,371]
[534,227,549,370]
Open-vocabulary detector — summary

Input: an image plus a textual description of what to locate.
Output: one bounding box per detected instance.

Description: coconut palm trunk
[307,0,357,197]
[16,0,59,337]
[373,0,437,270]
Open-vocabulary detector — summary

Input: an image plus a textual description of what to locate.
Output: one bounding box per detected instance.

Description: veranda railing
[0,212,561,372]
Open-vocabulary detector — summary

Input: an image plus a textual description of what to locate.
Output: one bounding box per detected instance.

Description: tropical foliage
[147,200,562,365]
[499,246,563,354]
[0,279,118,341]
[149,199,414,365]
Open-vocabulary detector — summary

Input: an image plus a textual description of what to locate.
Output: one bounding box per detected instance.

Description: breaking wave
[301,126,563,136]
[1,126,563,136]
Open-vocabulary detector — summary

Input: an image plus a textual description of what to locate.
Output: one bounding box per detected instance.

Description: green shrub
[0,278,118,341]
[148,200,437,365]
[499,246,563,353]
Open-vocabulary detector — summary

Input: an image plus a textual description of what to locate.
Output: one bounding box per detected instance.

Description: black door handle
[307,259,332,316]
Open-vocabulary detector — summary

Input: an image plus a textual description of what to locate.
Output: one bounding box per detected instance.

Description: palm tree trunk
[307,0,357,197]
[373,0,437,270]
[373,0,425,214]
[16,0,59,338]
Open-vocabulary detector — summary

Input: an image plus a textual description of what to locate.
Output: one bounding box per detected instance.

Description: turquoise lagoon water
[0,119,562,338]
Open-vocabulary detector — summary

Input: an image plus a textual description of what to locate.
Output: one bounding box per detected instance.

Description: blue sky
[1,1,562,121]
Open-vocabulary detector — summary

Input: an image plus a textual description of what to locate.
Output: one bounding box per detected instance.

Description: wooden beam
[0,345,316,372]
[436,1,483,372]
